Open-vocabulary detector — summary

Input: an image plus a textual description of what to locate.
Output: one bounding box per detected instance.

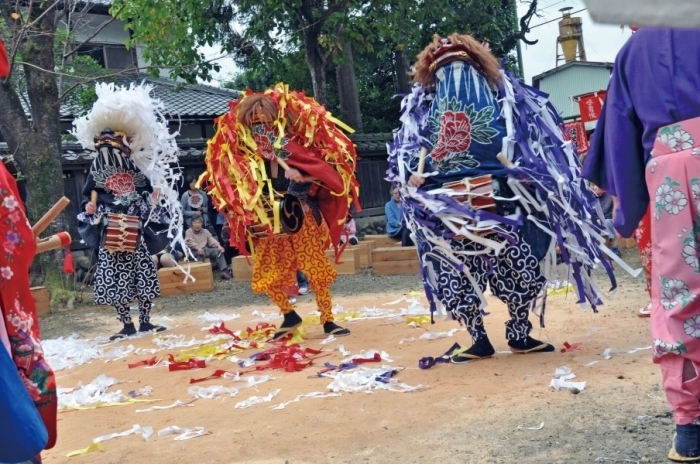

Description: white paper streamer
[270,392,341,410]
[136,399,195,413]
[325,366,427,394]
[337,344,350,356]
[234,389,281,409]
[251,310,282,321]
[157,426,210,440]
[197,312,242,323]
[93,424,153,443]
[103,344,135,363]
[43,334,113,371]
[550,366,586,391]
[188,386,239,399]
[320,335,336,345]
[58,375,131,410]
[419,329,459,340]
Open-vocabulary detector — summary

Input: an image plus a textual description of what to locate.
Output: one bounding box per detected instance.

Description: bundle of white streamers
[71,82,194,279]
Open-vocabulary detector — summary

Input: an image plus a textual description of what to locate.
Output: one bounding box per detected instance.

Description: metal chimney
[556,7,587,65]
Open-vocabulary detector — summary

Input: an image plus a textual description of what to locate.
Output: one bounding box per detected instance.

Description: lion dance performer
[0,160,57,463]
[389,33,637,363]
[74,83,190,341]
[199,84,360,339]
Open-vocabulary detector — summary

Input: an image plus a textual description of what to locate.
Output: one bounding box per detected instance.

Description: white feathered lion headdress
[71,82,194,269]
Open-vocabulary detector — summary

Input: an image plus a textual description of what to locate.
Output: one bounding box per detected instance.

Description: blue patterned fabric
[423,61,508,185]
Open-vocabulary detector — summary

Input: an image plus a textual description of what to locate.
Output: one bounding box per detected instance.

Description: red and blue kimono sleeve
[0,37,9,78]
[0,161,58,458]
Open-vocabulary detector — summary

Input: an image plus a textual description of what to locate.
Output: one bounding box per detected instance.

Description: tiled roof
[59,74,242,119]
[0,134,393,165]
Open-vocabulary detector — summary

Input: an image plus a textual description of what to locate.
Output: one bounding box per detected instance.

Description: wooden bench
[158,261,214,297]
[231,247,361,282]
[618,237,637,250]
[362,234,400,248]
[372,246,420,275]
[31,287,51,317]
[352,241,374,268]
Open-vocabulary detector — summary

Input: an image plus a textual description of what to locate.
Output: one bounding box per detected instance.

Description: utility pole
[513,0,525,77]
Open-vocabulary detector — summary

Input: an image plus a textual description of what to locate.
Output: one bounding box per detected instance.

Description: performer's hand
[197,248,205,256]
[85,202,96,214]
[284,168,305,183]
[408,174,425,188]
[217,246,224,253]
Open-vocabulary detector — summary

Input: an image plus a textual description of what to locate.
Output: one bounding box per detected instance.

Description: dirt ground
[39,249,673,464]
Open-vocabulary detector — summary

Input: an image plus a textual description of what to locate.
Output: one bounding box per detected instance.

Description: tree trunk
[303,30,328,105]
[0,2,67,285]
[335,41,363,132]
[394,50,411,95]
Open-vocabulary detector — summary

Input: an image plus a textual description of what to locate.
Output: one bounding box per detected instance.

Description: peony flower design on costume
[685,315,700,339]
[660,277,697,310]
[658,125,695,152]
[92,166,146,206]
[427,97,498,173]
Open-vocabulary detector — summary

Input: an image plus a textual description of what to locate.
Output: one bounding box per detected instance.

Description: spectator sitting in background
[151,243,185,270]
[185,217,232,279]
[591,184,621,257]
[340,214,359,246]
[181,174,209,229]
[385,185,414,246]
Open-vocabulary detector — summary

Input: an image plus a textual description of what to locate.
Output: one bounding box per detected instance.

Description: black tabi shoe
[669,425,700,462]
[272,310,303,340]
[451,336,495,363]
[138,322,167,333]
[323,322,350,337]
[220,269,232,280]
[110,323,137,341]
[508,336,555,354]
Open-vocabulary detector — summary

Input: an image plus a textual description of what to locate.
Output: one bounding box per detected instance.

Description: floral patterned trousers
[648,118,700,425]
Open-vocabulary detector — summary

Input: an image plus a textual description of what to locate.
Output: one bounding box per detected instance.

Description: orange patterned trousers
[251,207,338,323]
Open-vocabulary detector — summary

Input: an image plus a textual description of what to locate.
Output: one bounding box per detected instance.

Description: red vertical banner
[576,91,606,124]
[0,38,9,78]
[563,121,590,154]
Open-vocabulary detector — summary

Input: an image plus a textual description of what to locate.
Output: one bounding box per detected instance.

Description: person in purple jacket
[583,27,700,462]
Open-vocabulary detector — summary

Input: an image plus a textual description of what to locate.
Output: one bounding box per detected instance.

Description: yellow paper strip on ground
[66,443,105,457]
[61,398,161,412]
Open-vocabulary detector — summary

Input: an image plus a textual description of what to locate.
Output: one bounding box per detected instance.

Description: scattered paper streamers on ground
[251,310,281,321]
[399,337,416,344]
[197,311,242,323]
[337,344,350,356]
[136,399,196,412]
[158,426,211,440]
[550,366,586,391]
[58,374,160,411]
[270,392,341,410]
[235,389,281,409]
[325,366,427,393]
[93,424,153,443]
[419,329,460,340]
[43,334,114,371]
[188,385,240,399]
[65,443,105,458]
[103,344,135,362]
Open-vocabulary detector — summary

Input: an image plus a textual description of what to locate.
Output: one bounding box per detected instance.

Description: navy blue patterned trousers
[419,230,546,342]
